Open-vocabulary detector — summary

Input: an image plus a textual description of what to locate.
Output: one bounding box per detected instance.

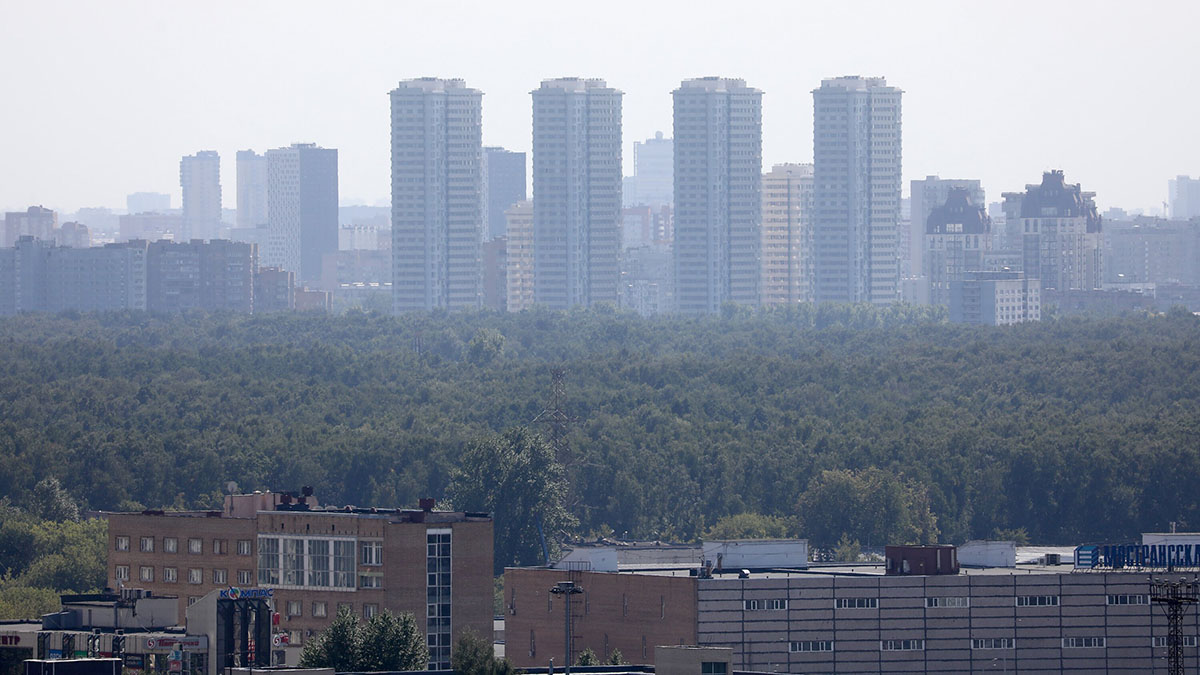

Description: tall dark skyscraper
[390,78,483,312]
[812,76,902,305]
[264,143,338,284]
[482,147,526,240]
[532,77,622,309]
[672,77,762,314]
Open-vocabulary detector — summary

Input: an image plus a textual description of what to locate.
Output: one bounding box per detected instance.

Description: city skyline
[2,1,1196,214]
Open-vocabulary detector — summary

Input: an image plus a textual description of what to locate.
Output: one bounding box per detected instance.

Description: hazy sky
[3,0,1198,214]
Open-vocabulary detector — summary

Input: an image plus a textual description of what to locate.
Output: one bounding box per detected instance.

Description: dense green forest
[1,305,1198,561]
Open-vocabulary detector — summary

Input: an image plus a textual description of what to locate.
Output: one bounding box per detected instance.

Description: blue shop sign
[1075,543,1200,569]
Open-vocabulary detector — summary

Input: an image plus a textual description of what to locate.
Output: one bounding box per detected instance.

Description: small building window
[164,537,178,553]
[188,568,202,584]
[140,537,154,553]
[213,569,227,585]
[213,539,228,555]
[287,600,302,617]
[701,663,727,675]
[237,569,253,585]
[971,638,1014,649]
[163,567,178,583]
[790,641,833,653]
[188,538,203,554]
[139,566,154,582]
[115,565,130,582]
[361,541,383,566]
[880,639,924,651]
[237,539,253,556]
[835,597,878,609]
[313,602,327,618]
[1062,637,1105,649]
[364,603,379,619]
[115,536,130,552]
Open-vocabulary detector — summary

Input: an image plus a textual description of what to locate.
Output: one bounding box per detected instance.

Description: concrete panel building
[950,270,1040,325]
[761,163,814,306]
[631,132,674,208]
[672,77,763,314]
[4,205,57,247]
[180,151,222,242]
[264,143,338,285]
[104,492,493,670]
[146,239,257,313]
[390,78,483,312]
[1169,175,1200,220]
[482,147,527,240]
[812,76,902,305]
[236,150,268,229]
[532,77,623,309]
[505,201,534,312]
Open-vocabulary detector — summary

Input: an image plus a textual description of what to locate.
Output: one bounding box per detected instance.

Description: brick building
[105,491,493,669]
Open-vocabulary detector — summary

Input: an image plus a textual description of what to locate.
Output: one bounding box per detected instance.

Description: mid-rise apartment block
[3,206,56,247]
[532,77,623,309]
[236,150,268,229]
[910,176,985,279]
[761,163,814,306]
[390,78,483,312]
[925,188,993,307]
[0,238,148,314]
[673,77,763,313]
[812,76,902,305]
[146,239,256,313]
[482,147,526,240]
[950,270,1040,325]
[1104,217,1200,286]
[1007,170,1102,292]
[264,143,338,285]
[105,491,493,670]
[505,201,534,312]
[180,151,222,242]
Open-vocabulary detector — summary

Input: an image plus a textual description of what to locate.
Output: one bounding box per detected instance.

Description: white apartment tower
[532,78,623,309]
[505,201,534,312]
[633,132,674,207]
[180,151,222,241]
[390,78,483,312]
[812,76,902,305]
[673,77,763,314]
[264,143,338,284]
[761,163,814,306]
[236,150,268,228]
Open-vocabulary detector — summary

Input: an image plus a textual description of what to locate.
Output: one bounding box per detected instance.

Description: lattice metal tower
[1151,578,1200,675]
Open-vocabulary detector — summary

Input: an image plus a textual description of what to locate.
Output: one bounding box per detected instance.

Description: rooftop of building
[391,77,475,94]
[815,75,897,92]
[926,187,991,234]
[103,491,489,524]
[1018,170,1102,231]
[535,77,619,93]
[675,77,758,94]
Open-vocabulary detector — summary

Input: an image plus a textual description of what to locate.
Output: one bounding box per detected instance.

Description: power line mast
[533,367,572,462]
[1151,578,1200,675]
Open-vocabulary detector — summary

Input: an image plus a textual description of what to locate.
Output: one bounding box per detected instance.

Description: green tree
[358,610,426,672]
[607,649,625,666]
[467,328,505,365]
[704,512,794,540]
[31,477,80,522]
[447,427,578,573]
[576,647,598,666]
[0,583,60,621]
[299,606,362,672]
[832,534,862,562]
[451,628,494,675]
[797,468,939,548]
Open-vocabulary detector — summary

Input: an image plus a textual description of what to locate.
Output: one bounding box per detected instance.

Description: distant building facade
[532,77,623,309]
[1104,217,1200,286]
[672,77,763,313]
[264,143,338,284]
[631,132,673,207]
[481,236,507,312]
[504,201,534,312]
[910,177,985,281]
[950,270,1040,325]
[812,76,902,305]
[761,163,814,306]
[118,212,184,243]
[1169,175,1200,220]
[0,238,148,314]
[146,240,256,313]
[254,267,295,312]
[180,151,222,241]
[126,192,171,214]
[390,78,483,312]
[482,147,526,240]
[236,150,268,229]
[925,188,992,308]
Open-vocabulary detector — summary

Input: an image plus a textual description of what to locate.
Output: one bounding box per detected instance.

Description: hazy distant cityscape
[4,74,1199,321]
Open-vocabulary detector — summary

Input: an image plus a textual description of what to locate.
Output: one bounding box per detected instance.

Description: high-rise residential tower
[390,78,483,312]
[761,163,814,306]
[1011,169,1102,292]
[236,150,269,228]
[264,143,338,283]
[180,151,222,241]
[924,187,992,307]
[482,147,526,240]
[812,76,902,305]
[909,176,984,279]
[672,77,763,314]
[531,77,622,309]
[1169,176,1200,220]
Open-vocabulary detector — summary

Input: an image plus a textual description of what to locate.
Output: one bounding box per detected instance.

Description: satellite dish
[225,481,239,494]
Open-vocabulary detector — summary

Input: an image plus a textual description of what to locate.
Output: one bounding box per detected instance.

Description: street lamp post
[550,581,584,675]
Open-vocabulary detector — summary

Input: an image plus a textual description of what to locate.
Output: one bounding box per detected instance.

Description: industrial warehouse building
[505,538,1200,673]
[103,490,493,670]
